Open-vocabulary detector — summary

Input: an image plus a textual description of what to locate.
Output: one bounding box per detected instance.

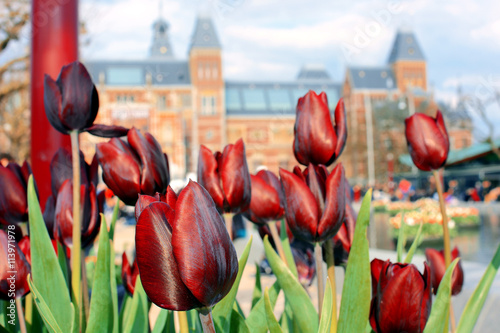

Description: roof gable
[387,31,425,63]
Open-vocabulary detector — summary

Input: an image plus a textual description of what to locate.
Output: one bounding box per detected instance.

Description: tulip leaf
[263,235,319,332]
[123,277,149,333]
[338,189,372,333]
[110,240,119,333]
[230,308,251,333]
[27,176,74,333]
[280,219,298,277]
[396,212,406,263]
[187,309,202,332]
[318,278,333,333]
[234,300,246,319]
[119,294,131,331]
[109,198,121,240]
[264,288,284,333]
[251,263,262,309]
[213,236,252,332]
[456,241,500,333]
[86,217,113,333]
[246,280,281,333]
[404,222,423,264]
[152,309,175,333]
[423,259,459,333]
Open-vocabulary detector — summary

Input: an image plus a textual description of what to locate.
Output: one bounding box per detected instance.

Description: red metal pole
[31,0,77,206]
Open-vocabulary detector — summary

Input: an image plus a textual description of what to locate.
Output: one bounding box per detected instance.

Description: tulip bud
[44,61,128,137]
[0,161,32,225]
[96,127,170,206]
[280,163,346,243]
[121,252,139,296]
[0,229,30,300]
[293,91,347,167]
[405,110,449,171]
[370,259,431,333]
[244,170,284,225]
[425,246,464,295]
[197,139,251,214]
[135,181,238,310]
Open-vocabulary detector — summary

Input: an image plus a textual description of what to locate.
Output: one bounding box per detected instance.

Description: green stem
[178,311,189,333]
[70,130,82,329]
[16,298,27,333]
[198,308,216,333]
[315,242,324,317]
[269,221,288,266]
[433,169,453,332]
[325,239,338,333]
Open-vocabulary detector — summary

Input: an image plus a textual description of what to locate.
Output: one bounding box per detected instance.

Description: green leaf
[119,294,131,332]
[263,235,319,332]
[186,310,202,332]
[404,222,423,264]
[457,241,500,333]
[246,281,281,333]
[264,288,283,333]
[337,189,372,333]
[86,218,113,333]
[109,198,121,240]
[123,277,149,333]
[110,240,119,333]
[279,301,293,333]
[396,212,406,263]
[152,309,175,333]
[230,308,251,333]
[280,219,298,278]
[27,176,74,333]
[56,241,69,289]
[251,263,262,310]
[424,259,459,333]
[234,300,246,320]
[28,275,74,333]
[318,278,333,333]
[213,236,252,332]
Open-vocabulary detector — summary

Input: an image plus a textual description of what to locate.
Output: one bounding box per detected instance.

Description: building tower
[188,15,225,171]
[388,29,427,93]
[149,2,174,59]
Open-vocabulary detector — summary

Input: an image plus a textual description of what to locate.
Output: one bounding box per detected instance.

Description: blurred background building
[82,14,473,181]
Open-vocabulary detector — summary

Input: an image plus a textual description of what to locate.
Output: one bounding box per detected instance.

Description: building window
[116,94,135,103]
[157,95,166,110]
[201,96,216,115]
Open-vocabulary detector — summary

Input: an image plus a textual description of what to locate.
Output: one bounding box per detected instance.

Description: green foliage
[152,310,175,333]
[456,242,500,333]
[251,263,262,309]
[404,222,423,264]
[318,278,333,333]
[27,176,75,333]
[396,212,406,262]
[423,259,459,333]
[280,220,298,277]
[109,198,121,240]
[122,278,149,333]
[246,281,280,333]
[264,288,283,333]
[263,236,319,332]
[337,189,372,333]
[229,308,251,333]
[213,236,252,332]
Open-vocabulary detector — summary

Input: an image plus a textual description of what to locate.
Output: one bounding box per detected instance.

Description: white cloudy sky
[49,0,500,139]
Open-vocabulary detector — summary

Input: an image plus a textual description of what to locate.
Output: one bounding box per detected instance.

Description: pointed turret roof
[387,29,425,63]
[189,15,221,50]
[149,17,175,59]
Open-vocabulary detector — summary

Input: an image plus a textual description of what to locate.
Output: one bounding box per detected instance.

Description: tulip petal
[435,110,450,152]
[0,165,28,225]
[317,164,345,242]
[136,201,202,310]
[135,194,161,222]
[0,230,31,299]
[419,263,432,332]
[121,252,139,295]
[245,175,282,224]
[163,186,177,208]
[96,139,142,206]
[279,168,319,243]
[50,148,89,197]
[85,124,129,138]
[333,202,356,265]
[197,145,225,211]
[145,132,170,191]
[256,170,285,210]
[172,181,238,307]
[293,91,337,166]
[57,62,98,131]
[81,183,101,248]
[220,139,252,213]
[370,259,387,296]
[305,164,326,216]
[333,98,347,160]
[43,74,68,134]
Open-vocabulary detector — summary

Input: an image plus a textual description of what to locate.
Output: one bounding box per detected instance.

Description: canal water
[368,208,500,265]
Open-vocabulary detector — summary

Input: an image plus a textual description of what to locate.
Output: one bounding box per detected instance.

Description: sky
[49,0,500,140]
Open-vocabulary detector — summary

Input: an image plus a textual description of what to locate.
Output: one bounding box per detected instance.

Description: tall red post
[31,0,77,206]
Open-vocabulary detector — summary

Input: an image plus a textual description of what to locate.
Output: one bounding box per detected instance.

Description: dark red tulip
[44,61,128,137]
[425,247,464,295]
[405,110,449,171]
[53,179,101,249]
[0,161,32,225]
[370,259,432,333]
[244,170,284,225]
[258,220,294,248]
[0,229,30,299]
[197,139,251,214]
[293,247,316,287]
[96,127,170,206]
[325,201,356,266]
[280,163,346,243]
[135,181,238,311]
[122,252,139,296]
[18,236,58,265]
[293,91,347,167]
